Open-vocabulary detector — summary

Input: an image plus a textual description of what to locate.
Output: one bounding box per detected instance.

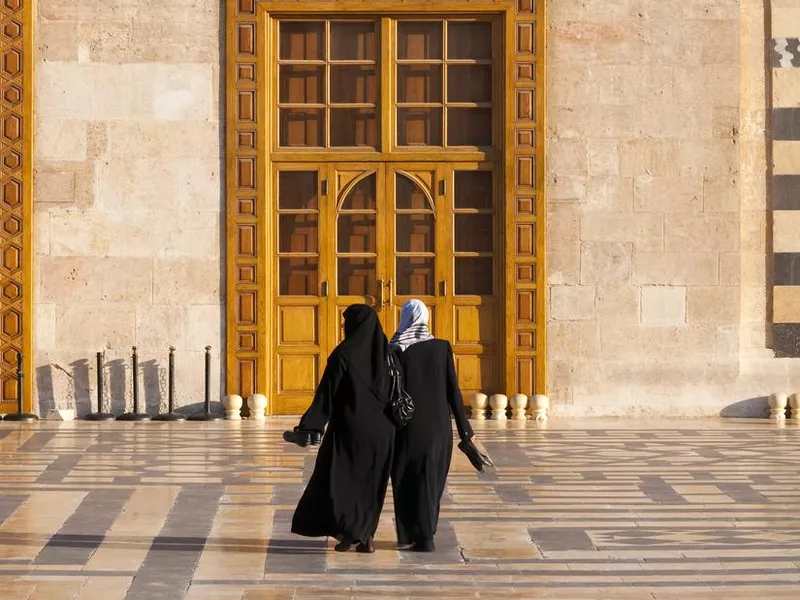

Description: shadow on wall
[720,397,769,418]
[35,365,55,415]
[141,359,164,414]
[69,359,92,416]
[34,360,225,417]
[35,361,92,416]
[107,359,127,414]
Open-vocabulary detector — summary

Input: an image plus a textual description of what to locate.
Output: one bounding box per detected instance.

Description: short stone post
[509,394,528,420]
[790,393,800,420]
[768,393,788,420]
[531,394,550,422]
[223,394,243,420]
[247,394,268,421]
[489,394,508,421]
[470,393,488,420]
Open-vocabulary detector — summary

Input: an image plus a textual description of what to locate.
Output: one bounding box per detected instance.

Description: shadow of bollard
[107,359,127,415]
[142,359,164,415]
[69,359,92,418]
[35,364,56,416]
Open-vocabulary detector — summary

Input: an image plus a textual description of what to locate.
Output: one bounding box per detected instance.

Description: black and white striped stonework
[772,31,800,357]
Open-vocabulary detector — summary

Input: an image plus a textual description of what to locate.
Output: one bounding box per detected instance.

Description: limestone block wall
[546,0,753,416]
[33,0,223,414]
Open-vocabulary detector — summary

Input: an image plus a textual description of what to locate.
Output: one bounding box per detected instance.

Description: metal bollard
[188,346,222,421]
[154,347,187,422]
[85,351,115,421]
[118,347,151,421]
[4,351,38,422]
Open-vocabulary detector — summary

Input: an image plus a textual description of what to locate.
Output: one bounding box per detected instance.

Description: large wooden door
[272,161,499,413]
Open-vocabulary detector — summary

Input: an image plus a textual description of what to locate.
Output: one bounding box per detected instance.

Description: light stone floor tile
[186,584,247,599]
[453,522,542,560]
[193,505,273,581]
[74,576,133,600]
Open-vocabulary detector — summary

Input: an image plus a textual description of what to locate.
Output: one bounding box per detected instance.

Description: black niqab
[335,304,389,402]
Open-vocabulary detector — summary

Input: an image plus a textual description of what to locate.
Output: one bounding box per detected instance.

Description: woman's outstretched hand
[457,438,494,471]
[283,427,322,448]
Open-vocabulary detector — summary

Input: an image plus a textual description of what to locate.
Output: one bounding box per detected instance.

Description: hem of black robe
[395,525,435,546]
[291,525,373,543]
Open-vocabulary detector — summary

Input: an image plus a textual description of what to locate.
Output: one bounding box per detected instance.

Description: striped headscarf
[390,299,434,351]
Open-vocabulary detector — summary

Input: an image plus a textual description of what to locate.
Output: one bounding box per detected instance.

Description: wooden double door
[272,161,500,414]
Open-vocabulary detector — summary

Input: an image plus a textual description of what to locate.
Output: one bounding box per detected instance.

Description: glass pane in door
[396,256,435,296]
[455,257,493,295]
[338,257,377,296]
[396,214,434,253]
[447,22,492,60]
[447,108,492,147]
[338,214,377,253]
[330,22,376,60]
[280,22,325,60]
[397,22,443,60]
[280,257,319,296]
[277,170,319,296]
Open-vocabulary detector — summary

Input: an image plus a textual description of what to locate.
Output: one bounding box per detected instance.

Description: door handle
[439,280,447,297]
[320,281,328,297]
[387,279,393,306]
[377,279,385,309]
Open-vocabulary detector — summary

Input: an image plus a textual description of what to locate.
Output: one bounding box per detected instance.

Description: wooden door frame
[225,0,546,409]
[1,0,34,413]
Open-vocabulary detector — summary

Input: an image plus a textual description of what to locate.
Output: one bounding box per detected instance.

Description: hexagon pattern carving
[0,0,30,408]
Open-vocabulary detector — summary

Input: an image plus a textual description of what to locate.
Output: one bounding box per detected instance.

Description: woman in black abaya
[284,304,394,553]
[390,299,492,552]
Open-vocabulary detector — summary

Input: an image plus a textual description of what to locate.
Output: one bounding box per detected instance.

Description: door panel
[271,161,501,414]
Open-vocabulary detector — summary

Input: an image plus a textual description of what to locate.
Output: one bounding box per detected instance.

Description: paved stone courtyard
[0,418,799,599]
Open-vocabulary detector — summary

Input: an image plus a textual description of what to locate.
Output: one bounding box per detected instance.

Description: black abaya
[391,339,473,545]
[290,305,395,544]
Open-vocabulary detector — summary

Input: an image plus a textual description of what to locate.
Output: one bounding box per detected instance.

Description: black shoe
[310,432,322,445]
[283,430,311,447]
[409,539,435,552]
[356,536,375,553]
[334,539,354,552]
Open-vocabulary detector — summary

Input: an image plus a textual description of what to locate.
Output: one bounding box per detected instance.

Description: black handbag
[387,351,414,428]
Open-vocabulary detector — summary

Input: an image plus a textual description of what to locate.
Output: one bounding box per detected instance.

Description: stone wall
[544,0,789,417]
[33,0,223,414]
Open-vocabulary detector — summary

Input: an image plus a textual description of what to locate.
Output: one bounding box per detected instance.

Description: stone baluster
[489,394,508,421]
[247,394,268,421]
[531,394,550,422]
[510,394,528,420]
[223,394,243,420]
[768,393,788,420]
[790,393,800,420]
[470,393,488,420]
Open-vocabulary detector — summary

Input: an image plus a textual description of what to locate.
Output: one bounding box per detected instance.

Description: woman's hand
[457,438,494,471]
